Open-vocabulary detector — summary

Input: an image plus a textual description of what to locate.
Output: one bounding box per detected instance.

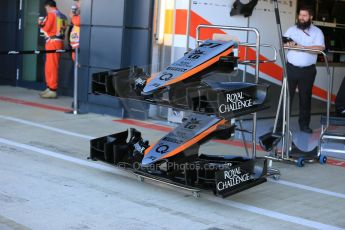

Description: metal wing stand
[261,0,291,161]
[196,25,281,180]
[261,0,329,167]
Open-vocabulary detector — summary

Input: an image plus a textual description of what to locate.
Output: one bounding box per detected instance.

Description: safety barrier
[0,48,79,115]
[0,49,73,55]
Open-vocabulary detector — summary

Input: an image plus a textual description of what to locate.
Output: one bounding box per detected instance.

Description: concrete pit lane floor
[0,86,345,230]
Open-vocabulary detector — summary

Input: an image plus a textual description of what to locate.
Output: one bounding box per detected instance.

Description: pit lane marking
[1,115,345,200]
[0,137,344,230]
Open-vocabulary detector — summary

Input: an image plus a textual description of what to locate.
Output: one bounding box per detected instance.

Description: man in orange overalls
[38,0,67,99]
[70,0,81,61]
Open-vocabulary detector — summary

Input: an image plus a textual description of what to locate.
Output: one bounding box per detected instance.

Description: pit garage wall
[77,0,154,117]
[162,0,345,116]
[0,1,18,86]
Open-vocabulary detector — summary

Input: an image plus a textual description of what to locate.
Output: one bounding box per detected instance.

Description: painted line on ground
[115,119,173,132]
[267,178,345,199]
[0,137,343,230]
[1,115,345,200]
[0,94,333,157]
[0,96,72,113]
[0,137,118,174]
[206,195,344,230]
[0,115,94,140]
[328,158,345,167]
[0,215,31,230]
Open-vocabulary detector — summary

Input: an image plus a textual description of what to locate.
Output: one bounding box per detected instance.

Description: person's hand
[287,41,297,47]
[284,41,296,49]
[295,44,305,49]
[70,12,74,18]
[38,16,45,26]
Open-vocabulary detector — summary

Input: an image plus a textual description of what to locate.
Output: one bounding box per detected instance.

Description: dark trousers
[335,77,345,115]
[277,62,317,128]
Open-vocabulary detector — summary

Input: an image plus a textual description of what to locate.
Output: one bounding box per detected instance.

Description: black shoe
[300,126,313,134]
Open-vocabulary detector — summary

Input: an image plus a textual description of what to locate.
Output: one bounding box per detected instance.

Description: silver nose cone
[141,156,156,167]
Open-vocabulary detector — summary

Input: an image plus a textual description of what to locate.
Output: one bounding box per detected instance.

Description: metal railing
[196,24,263,159]
[73,47,79,115]
[281,47,333,158]
[239,43,277,64]
[0,48,79,115]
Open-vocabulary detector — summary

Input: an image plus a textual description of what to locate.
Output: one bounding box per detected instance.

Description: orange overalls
[40,8,67,91]
[70,15,80,61]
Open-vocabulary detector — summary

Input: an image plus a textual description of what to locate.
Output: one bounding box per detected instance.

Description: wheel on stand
[193,191,200,198]
[273,174,280,181]
[319,155,327,165]
[296,157,305,167]
[138,176,145,182]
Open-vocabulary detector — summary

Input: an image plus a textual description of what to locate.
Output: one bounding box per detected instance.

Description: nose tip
[141,156,155,167]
